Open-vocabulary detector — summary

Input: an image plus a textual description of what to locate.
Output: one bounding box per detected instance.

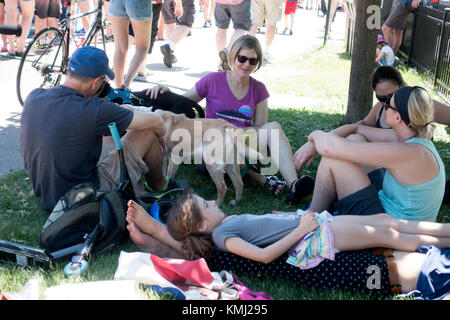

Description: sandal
[264,175,287,196]
[285,175,315,205]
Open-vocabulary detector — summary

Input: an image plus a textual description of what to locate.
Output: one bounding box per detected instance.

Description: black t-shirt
[20,85,133,212]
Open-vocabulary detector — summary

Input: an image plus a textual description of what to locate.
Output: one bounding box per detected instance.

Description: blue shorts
[416,246,450,300]
[108,0,153,21]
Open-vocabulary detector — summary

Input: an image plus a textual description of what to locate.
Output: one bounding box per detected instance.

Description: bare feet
[126,200,161,237]
[127,222,184,259]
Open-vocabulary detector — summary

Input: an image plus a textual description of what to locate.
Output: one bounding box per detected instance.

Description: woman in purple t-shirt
[148,35,313,205]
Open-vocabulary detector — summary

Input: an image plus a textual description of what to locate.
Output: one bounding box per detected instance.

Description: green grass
[0,42,448,300]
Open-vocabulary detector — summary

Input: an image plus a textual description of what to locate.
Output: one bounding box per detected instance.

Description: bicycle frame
[59,0,106,61]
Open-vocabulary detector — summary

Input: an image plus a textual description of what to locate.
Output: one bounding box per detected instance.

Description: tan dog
[155,110,266,206]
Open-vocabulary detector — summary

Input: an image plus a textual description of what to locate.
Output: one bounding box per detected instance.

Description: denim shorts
[214,0,252,31]
[108,0,153,21]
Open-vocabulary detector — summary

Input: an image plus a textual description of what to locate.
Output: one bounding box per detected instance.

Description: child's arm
[224,212,319,264]
[375,51,385,63]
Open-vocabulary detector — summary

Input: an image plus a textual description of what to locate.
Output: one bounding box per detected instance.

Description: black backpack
[39,183,187,256]
[39,183,127,255]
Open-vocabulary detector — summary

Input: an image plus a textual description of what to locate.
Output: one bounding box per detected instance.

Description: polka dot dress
[205,249,392,299]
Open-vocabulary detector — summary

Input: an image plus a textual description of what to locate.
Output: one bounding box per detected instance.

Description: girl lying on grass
[159,193,450,263]
[126,196,450,299]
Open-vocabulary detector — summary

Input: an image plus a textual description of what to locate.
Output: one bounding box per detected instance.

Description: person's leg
[248,0,263,36]
[309,156,371,212]
[16,0,35,53]
[168,24,190,47]
[216,27,228,52]
[163,22,176,40]
[393,251,425,293]
[289,12,295,32]
[157,12,165,39]
[203,0,209,24]
[127,222,185,258]
[264,24,276,55]
[123,18,152,88]
[332,221,450,252]
[110,16,130,88]
[6,0,20,53]
[226,28,246,51]
[34,16,47,40]
[77,0,92,33]
[258,122,298,188]
[208,0,215,22]
[326,0,338,33]
[122,128,165,191]
[381,24,393,49]
[391,29,403,55]
[334,213,450,238]
[0,3,6,50]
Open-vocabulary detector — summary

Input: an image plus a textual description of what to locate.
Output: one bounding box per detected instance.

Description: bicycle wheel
[16,27,67,106]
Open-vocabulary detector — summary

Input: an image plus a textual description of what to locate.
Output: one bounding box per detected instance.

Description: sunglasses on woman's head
[236,54,258,66]
[376,93,394,103]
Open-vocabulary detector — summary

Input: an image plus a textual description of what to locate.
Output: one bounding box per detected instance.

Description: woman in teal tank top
[303,86,445,221]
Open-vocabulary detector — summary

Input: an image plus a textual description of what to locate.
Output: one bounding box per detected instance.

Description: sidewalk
[0,7,347,176]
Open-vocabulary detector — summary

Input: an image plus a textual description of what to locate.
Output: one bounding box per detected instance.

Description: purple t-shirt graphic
[195,71,270,128]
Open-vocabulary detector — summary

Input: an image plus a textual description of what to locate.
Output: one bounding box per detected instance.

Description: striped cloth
[286,210,336,270]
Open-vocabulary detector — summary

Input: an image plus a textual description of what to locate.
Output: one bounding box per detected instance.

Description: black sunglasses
[383,100,398,112]
[376,93,394,103]
[237,54,258,66]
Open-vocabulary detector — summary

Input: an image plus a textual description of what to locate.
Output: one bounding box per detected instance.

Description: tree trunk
[345,0,380,123]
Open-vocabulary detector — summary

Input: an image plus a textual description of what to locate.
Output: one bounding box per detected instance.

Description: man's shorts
[108,0,153,21]
[215,0,252,31]
[35,0,61,19]
[384,0,414,30]
[251,0,283,27]
[333,184,385,216]
[162,0,195,28]
[97,137,149,194]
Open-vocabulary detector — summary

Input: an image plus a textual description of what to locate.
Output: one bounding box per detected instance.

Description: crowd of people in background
[0,0,346,63]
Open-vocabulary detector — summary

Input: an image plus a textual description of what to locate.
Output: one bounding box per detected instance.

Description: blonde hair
[407,87,435,140]
[228,35,263,72]
[166,193,215,260]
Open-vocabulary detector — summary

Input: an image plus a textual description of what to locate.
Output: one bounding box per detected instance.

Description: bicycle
[16,0,110,106]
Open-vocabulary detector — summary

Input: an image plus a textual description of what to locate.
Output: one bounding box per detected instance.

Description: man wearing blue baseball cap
[20,46,168,212]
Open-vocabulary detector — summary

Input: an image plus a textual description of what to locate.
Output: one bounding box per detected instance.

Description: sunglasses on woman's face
[376,93,394,103]
[236,54,258,66]
[383,100,398,112]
